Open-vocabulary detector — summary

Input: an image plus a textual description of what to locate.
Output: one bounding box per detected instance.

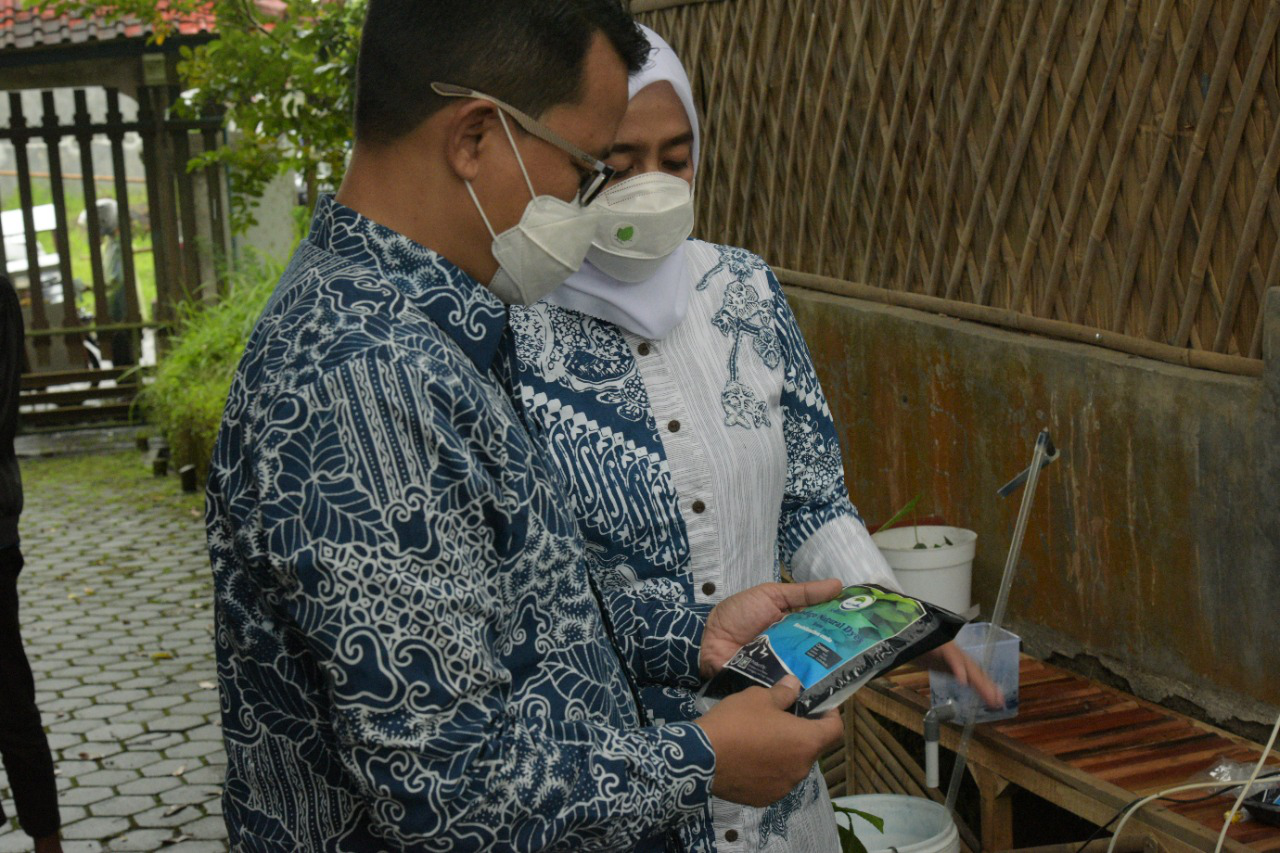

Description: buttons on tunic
[636,342,652,356]
[702,582,717,596]
[724,829,739,842]
[668,419,681,433]
[691,499,706,514]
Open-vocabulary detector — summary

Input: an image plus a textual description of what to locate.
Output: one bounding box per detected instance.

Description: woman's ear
[442,100,501,183]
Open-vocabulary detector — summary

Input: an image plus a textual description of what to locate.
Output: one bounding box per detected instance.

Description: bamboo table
[849,656,1280,852]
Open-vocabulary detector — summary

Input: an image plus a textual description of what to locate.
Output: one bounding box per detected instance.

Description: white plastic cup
[871,525,976,614]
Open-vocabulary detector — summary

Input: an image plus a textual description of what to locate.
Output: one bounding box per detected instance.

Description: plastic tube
[1213,709,1280,853]
[1100,768,1280,853]
[945,429,1053,813]
[924,701,957,789]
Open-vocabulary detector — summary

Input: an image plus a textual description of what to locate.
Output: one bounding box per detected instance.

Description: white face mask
[585,172,694,283]
[467,113,600,306]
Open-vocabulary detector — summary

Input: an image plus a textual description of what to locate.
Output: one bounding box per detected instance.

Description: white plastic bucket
[871,525,976,614]
[832,794,960,853]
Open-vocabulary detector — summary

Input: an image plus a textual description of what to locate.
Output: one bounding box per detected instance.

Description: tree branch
[237,0,274,38]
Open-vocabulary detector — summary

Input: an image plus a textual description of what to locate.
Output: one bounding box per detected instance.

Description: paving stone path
[0,443,226,852]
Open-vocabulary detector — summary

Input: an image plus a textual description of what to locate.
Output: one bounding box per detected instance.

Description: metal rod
[108,87,143,330]
[0,117,221,142]
[10,92,50,365]
[998,433,1060,497]
[171,109,203,301]
[140,85,181,330]
[0,169,146,184]
[0,176,7,274]
[41,90,82,369]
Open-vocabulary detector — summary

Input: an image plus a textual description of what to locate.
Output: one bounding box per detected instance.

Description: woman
[509,26,996,852]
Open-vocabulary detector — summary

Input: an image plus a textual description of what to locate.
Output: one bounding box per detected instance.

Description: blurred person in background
[0,272,62,853]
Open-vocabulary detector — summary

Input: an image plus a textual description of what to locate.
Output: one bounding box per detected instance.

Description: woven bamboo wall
[632,0,1280,375]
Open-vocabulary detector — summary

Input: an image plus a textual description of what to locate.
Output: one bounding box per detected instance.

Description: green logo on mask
[615,225,635,244]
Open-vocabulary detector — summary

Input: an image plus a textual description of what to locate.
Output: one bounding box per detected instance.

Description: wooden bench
[845,656,1280,852]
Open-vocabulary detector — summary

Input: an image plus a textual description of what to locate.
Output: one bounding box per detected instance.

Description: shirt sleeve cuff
[789,515,901,591]
[652,721,717,818]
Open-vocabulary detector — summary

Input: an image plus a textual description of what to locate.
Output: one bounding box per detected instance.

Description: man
[207,2,844,850]
[0,274,62,853]
[77,200,134,368]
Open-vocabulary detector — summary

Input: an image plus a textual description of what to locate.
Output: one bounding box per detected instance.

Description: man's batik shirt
[207,196,717,851]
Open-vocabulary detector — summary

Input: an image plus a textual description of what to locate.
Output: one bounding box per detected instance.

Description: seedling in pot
[877,494,955,549]
[833,804,883,853]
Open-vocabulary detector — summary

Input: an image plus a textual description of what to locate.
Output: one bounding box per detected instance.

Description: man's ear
[442,100,502,183]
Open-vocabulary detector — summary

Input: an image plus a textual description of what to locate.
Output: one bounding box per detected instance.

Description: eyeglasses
[431,82,615,206]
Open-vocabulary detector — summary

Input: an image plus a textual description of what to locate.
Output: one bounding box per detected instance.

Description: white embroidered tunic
[510,240,898,852]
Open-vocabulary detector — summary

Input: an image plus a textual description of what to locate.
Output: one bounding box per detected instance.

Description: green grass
[20,449,204,522]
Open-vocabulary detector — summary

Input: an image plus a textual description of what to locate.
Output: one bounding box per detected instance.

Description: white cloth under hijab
[543,24,701,340]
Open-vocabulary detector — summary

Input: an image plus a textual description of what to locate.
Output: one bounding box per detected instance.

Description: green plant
[834,803,884,853]
[42,0,365,232]
[139,253,281,484]
[876,494,955,550]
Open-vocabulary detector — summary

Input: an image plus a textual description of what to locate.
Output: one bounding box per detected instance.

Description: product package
[698,584,965,716]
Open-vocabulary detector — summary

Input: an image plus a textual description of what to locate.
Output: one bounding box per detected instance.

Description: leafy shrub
[141,255,281,484]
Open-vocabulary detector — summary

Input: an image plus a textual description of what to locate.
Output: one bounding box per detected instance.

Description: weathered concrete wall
[235,171,298,266]
[788,285,1280,730]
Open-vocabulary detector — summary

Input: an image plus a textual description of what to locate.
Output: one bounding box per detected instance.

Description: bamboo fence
[632,0,1280,376]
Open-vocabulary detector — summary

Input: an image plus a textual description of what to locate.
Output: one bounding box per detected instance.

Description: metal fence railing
[1,85,228,426]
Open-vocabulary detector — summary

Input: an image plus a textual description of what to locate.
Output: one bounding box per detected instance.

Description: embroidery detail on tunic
[783,411,844,499]
[758,771,822,845]
[709,277,781,430]
[694,245,769,293]
[769,279,826,412]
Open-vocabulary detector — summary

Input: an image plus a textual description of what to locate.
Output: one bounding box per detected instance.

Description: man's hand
[918,641,1006,709]
[695,676,843,807]
[700,579,843,678]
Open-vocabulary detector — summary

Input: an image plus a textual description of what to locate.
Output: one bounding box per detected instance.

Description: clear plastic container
[928,622,1020,723]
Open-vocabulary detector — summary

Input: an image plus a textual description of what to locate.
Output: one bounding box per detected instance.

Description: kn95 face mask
[465,112,601,306]
[586,172,694,283]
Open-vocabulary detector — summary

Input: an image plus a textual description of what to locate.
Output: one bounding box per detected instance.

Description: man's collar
[308,195,508,372]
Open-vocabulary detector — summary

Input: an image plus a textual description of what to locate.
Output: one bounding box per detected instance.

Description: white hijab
[542,25,701,341]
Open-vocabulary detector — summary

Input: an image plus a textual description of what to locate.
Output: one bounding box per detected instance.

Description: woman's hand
[918,642,1006,709]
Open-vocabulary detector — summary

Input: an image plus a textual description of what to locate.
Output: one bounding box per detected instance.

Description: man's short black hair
[354,0,649,146]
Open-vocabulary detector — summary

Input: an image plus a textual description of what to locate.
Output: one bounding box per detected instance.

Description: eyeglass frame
[430,82,616,206]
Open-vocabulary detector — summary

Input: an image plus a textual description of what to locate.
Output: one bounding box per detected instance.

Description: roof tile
[0,1,217,51]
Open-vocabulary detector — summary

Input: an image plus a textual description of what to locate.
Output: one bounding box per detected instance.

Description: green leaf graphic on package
[699,584,964,716]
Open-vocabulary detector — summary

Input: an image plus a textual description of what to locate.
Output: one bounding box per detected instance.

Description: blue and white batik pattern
[207,196,719,852]
[512,240,900,852]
